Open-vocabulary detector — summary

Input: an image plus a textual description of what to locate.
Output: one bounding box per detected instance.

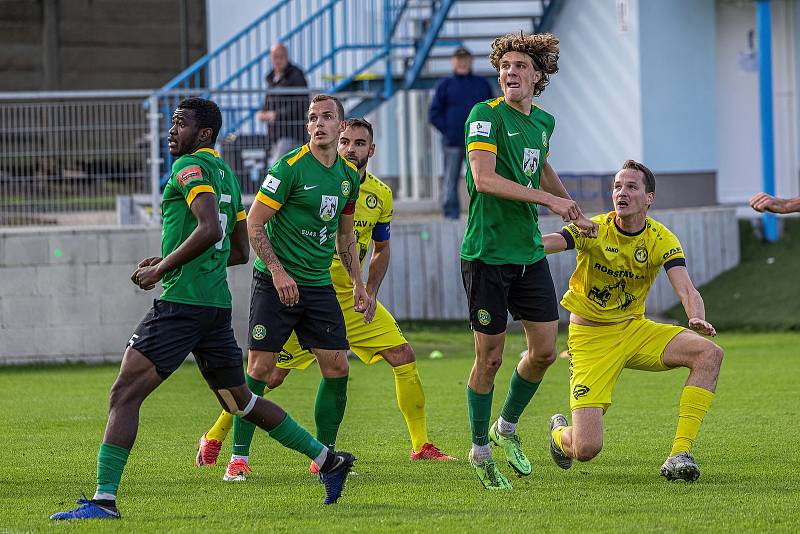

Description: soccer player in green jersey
[50,99,355,520]
[213,94,371,482]
[460,32,598,490]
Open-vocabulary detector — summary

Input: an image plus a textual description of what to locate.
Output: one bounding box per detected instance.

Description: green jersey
[460,97,555,265]
[160,148,246,308]
[253,144,360,286]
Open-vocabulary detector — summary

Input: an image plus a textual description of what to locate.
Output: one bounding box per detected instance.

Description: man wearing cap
[429,47,494,219]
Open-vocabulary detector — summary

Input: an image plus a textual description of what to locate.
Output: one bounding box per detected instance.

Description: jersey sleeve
[342,170,360,214]
[561,223,585,250]
[377,185,393,224]
[235,190,247,221]
[255,159,294,210]
[465,104,498,155]
[171,158,215,207]
[655,227,686,271]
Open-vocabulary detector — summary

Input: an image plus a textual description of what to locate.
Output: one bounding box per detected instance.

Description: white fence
[0,207,738,365]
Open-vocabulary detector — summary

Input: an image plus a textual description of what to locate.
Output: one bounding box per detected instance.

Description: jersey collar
[613,218,646,237]
[193,147,219,158]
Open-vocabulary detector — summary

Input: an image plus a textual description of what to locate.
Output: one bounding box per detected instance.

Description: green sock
[467,386,493,446]
[500,368,541,424]
[268,413,325,460]
[314,375,348,449]
[232,373,267,456]
[96,442,130,497]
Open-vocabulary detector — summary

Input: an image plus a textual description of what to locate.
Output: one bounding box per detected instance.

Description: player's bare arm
[247,199,299,306]
[541,232,569,254]
[666,265,716,337]
[363,239,389,323]
[132,192,221,290]
[227,219,250,266]
[750,192,800,214]
[541,161,598,236]
[337,212,371,315]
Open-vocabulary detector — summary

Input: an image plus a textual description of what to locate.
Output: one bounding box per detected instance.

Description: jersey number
[216,193,232,250]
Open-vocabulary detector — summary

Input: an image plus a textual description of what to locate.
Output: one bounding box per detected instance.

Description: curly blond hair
[489,32,559,97]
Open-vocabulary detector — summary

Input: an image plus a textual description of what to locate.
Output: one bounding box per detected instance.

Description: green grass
[1,330,798,532]
[667,219,800,330]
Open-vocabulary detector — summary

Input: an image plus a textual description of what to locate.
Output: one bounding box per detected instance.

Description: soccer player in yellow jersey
[197,118,453,476]
[542,160,724,482]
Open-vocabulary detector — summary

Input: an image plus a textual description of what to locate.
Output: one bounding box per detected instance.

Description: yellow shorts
[567,318,685,412]
[276,288,407,370]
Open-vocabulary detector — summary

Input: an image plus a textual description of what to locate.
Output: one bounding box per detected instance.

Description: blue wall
[639,0,717,172]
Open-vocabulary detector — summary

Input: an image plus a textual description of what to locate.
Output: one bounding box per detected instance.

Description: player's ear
[368,143,375,158]
[198,127,213,144]
[646,191,655,209]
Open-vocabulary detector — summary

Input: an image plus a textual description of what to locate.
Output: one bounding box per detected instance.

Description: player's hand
[750,192,787,214]
[689,317,717,337]
[137,256,162,268]
[353,284,371,316]
[272,267,299,306]
[575,215,598,238]
[547,195,581,223]
[131,264,163,291]
[363,292,378,323]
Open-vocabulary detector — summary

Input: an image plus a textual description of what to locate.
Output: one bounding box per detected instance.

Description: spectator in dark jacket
[428,47,493,219]
[257,43,309,164]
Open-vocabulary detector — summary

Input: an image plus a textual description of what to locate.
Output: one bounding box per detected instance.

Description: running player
[544,159,724,482]
[460,32,597,490]
[197,118,453,476]
[215,95,370,482]
[50,98,355,520]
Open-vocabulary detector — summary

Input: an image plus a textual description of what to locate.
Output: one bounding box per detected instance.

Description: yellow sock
[670,385,715,455]
[552,426,567,455]
[206,385,272,442]
[392,361,429,452]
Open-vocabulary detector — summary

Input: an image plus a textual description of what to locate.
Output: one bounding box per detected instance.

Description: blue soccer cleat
[319,451,355,505]
[50,497,120,520]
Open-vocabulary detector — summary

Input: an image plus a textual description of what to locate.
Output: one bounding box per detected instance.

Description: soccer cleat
[489,421,532,476]
[410,443,457,461]
[309,461,320,475]
[319,451,356,504]
[223,458,252,482]
[660,451,701,482]
[470,456,512,490]
[196,433,222,466]
[549,414,573,470]
[50,498,120,520]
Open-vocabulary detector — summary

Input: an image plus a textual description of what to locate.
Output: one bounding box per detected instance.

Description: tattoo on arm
[248,221,282,270]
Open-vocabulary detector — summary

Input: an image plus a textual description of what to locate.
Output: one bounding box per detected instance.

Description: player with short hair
[50,98,355,521]
[543,159,724,482]
[206,94,370,483]
[460,32,597,490]
[198,118,453,476]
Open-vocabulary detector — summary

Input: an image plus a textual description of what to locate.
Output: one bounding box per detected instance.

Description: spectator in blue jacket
[429,47,493,219]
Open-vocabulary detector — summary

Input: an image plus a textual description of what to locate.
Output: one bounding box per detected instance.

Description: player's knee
[574,440,602,462]
[528,348,557,368]
[385,344,415,366]
[215,386,257,417]
[246,354,273,382]
[480,354,503,372]
[705,344,724,370]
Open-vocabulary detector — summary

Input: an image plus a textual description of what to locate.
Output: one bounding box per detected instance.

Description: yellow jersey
[559,212,685,322]
[330,171,393,288]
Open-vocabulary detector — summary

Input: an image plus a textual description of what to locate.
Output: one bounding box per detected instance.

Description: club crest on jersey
[320,195,338,221]
[177,165,202,186]
[341,180,351,197]
[522,148,540,177]
[634,246,648,263]
[366,193,378,209]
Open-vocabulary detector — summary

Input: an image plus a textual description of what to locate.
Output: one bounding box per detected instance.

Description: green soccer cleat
[549,414,573,470]
[660,451,701,482]
[470,455,512,490]
[489,421,532,476]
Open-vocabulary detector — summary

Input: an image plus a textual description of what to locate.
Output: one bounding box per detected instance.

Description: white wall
[206,0,278,50]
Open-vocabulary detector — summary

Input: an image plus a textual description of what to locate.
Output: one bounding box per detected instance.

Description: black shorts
[461,257,559,335]
[128,299,245,386]
[248,269,349,353]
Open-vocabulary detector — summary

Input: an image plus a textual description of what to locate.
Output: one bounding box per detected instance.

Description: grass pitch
[1,329,798,532]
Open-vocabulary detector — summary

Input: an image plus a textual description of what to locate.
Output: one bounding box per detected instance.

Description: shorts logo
[251,324,267,340]
[477,309,491,326]
[523,148,540,177]
[261,174,281,194]
[319,195,339,221]
[366,193,378,209]
[277,350,294,363]
[177,165,203,187]
[573,383,590,400]
[634,246,648,263]
[341,180,351,197]
[127,333,139,347]
[469,120,492,137]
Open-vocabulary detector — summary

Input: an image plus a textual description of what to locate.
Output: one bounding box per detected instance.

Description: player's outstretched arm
[750,192,800,214]
[666,265,716,337]
[336,212,371,316]
[542,232,569,254]
[227,219,250,266]
[132,192,221,290]
[247,199,298,306]
[540,162,598,237]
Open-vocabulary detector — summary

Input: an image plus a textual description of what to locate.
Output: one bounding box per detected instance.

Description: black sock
[318,450,338,473]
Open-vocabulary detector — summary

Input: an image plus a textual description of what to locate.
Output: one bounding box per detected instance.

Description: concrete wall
[0,207,739,365]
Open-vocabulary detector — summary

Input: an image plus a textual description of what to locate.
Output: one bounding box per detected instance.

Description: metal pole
[148,94,162,225]
[757,0,778,242]
[383,0,392,99]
